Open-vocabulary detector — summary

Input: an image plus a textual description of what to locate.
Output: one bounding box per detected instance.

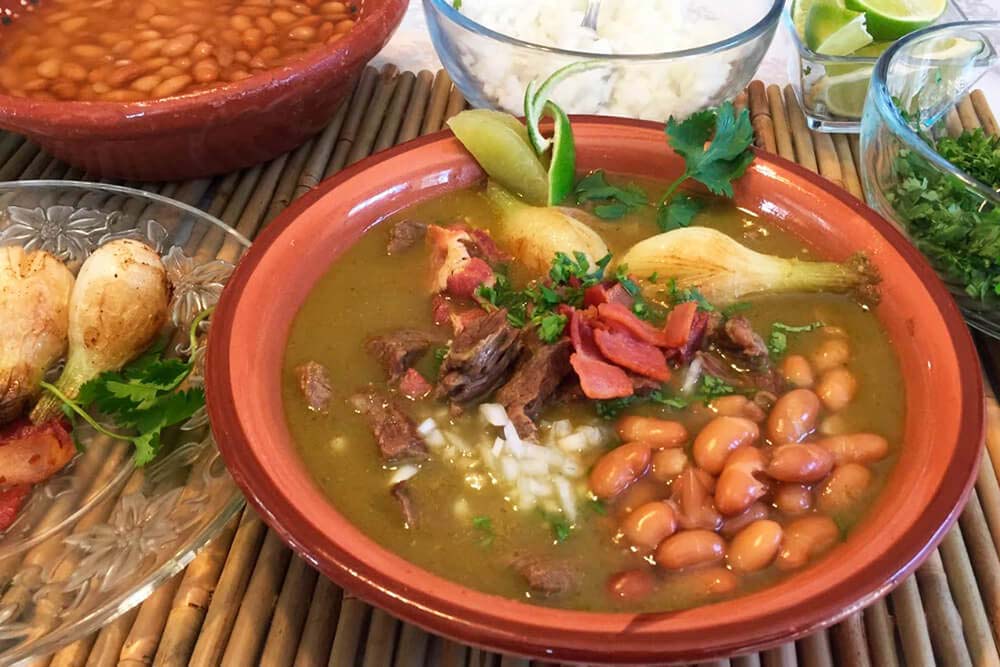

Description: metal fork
[581,0,601,30]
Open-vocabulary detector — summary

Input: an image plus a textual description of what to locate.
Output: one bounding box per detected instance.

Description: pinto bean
[817,463,872,514]
[622,501,677,549]
[655,530,726,570]
[767,389,821,445]
[777,514,840,570]
[818,433,889,465]
[651,448,687,483]
[767,444,835,483]
[781,354,814,388]
[615,477,664,517]
[711,395,766,422]
[617,416,687,448]
[693,416,759,474]
[720,501,770,539]
[816,368,858,412]
[728,520,783,573]
[715,446,767,516]
[675,566,738,597]
[812,338,850,373]
[671,467,722,531]
[607,569,655,601]
[773,483,813,516]
[589,442,652,500]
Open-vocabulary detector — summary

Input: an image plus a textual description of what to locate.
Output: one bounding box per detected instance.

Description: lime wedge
[910,35,985,61]
[811,66,874,118]
[825,41,891,76]
[845,0,946,41]
[805,1,874,56]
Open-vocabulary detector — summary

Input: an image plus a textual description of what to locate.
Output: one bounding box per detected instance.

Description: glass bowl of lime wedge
[861,20,1000,337]
[786,0,966,132]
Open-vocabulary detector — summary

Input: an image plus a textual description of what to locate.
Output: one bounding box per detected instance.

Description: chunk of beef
[437,308,523,404]
[453,223,511,265]
[387,219,427,255]
[510,555,581,597]
[696,351,784,395]
[349,391,428,462]
[391,481,418,529]
[399,368,432,400]
[365,330,437,382]
[723,316,768,357]
[426,225,496,298]
[295,361,332,413]
[496,339,573,438]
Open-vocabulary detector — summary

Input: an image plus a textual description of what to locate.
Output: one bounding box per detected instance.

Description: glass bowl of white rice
[424,0,783,122]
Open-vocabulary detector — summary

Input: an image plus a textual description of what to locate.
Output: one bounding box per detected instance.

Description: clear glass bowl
[0,181,249,666]
[423,0,783,121]
[860,21,1000,337]
[786,1,968,133]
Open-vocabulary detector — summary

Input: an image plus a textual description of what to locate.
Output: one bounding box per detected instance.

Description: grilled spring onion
[621,227,880,305]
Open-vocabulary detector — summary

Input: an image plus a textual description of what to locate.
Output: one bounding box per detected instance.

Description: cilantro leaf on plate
[656,193,704,232]
[575,170,648,221]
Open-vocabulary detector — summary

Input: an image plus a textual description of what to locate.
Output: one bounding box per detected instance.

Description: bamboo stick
[327,597,372,667]
[392,623,430,667]
[188,511,268,667]
[263,137,316,224]
[831,134,863,199]
[152,516,240,667]
[783,85,818,173]
[731,654,762,667]
[290,577,342,667]
[987,399,1000,487]
[118,572,185,667]
[847,135,862,181]
[972,90,999,136]
[766,84,795,162]
[347,65,400,166]
[959,489,1000,647]
[218,154,290,263]
[696,659,731,667]
[375,71,417,153]
[294,99,351,200]
[39,159,69,181]
[328,66,380,176]
[946,108,964,138]
[977,446,1000,555]
[761,642,797,667]
[890,576,935,666]
[0,132,26,167]
[398,70,435,144]
[829,613,870,667]
[422,70,453,136]
[434,637,468,667]
[733,91,749,114]
[498,657,528,667]
[748,81,776,154]
[83,607,140,667]
[0,139,41,180]
[811,132,843,189]
[939,523,1000,666]
[362,608,401,667]
[47,635,97,667]
[798,630,833,667]
[958,96,983,131]
[218,529,294,666]
[915,549,974,665]
[258,558,319,667]
[443,85,466,123]
[862,598,900,667]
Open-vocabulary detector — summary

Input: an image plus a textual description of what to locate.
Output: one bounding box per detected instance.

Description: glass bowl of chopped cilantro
[861,20,1000,336]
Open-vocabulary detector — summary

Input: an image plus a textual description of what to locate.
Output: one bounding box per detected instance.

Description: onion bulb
[31,239,170,424]
[485,181,609,277]
[0,246,74,424]
[621,227,880,305]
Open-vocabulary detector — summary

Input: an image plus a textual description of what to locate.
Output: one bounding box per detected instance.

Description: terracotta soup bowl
[0,0,406,181]
[206,117,984,664]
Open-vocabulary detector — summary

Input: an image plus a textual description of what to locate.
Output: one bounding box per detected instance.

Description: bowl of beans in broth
[0,0,407,180]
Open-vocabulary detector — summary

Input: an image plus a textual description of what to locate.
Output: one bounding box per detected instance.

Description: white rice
[453,0,772,121]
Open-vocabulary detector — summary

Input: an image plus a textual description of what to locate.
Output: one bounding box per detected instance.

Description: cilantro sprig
[42,309,211,466]
[767,321,824,357]
[575,170,648,220]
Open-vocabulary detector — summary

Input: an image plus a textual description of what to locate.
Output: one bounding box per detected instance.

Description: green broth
[282,182,905,612]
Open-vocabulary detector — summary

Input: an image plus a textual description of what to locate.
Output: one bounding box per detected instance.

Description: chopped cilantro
[615,264,640,296]
[648,272,659,284]
[656,193,704,232]
[550,517,572,543]
[535,312,568,343]
[696,374,735,400]
[595,387,688,419]
[574,170,648,220]
[666,278,715,312]
[722,302,751,316]
[586,499,607,516]
[472,515,494,547]
[767,321,824,357]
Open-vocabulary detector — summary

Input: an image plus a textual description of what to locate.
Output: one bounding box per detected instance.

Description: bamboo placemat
[7,68,1000,667]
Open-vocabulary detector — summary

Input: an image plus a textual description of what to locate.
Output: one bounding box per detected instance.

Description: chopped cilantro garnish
[767,321,824,357]
[574,170,648,221]
[535,312,568,343]
[666,277,715,312]
[586,499,607,516]
[722,302,752,316]
[472,515,494,547]
[550,517,572,543]
[656,193,704,232]
[696,374,735,400]
[595,387,688,419]
[648,272,659,284]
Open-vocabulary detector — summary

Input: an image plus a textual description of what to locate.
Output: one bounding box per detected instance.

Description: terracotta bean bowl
[0,0,406,181]
[206,118,984,664]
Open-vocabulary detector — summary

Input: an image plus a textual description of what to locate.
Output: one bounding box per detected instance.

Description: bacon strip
[594,329,671,382]
[662,301,698,348]
[597,303,668,347]
[569,353,633,399]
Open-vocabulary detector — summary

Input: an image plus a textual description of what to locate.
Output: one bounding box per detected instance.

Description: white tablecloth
[374,1,1000,107]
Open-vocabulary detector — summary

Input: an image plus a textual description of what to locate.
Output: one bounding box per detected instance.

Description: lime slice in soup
[805,1,874,55]
[447,110,549,206]
[811,66,874,118]
[845,0,946,41]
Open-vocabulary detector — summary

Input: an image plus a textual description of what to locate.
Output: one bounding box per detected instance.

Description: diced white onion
[453,497,470,518]
[503,422,523,455]
[501,456,519,482]
[554,477,576,521]
[681,356,704,394]
[388,465,419,485]
[417,417,438,436]
[491,437,504,457]
[479,403,509,427]
[520,458,549,476]
[425,430,446,448]
[553,419,572,438]
[558,431,588,453]
[529,479,553,497]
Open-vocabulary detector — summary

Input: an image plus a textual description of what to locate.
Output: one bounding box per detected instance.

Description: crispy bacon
[569,353,633,399]
[446,257,494,299]
[662,301,698,348]
[0,484,31,532]
[569,308,602,359]
[593,329,671,382]
[0,418,74,487]
[596,303,668,347]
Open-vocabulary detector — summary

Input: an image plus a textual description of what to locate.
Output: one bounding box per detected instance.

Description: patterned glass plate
[0,181,249,666]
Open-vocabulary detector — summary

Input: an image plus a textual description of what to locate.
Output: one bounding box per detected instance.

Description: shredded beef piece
[723,316,769,357]
[496,339,573,438]
[365,330,437,382]
[436,308,523,404]
[295,361,333,413]
[387,219,427,255]
[391,481,418,528]
[349,391,428,462]
[453,223,511,265]
[696,351,784,395]
[399,368,432,400]
[510,555,581,597]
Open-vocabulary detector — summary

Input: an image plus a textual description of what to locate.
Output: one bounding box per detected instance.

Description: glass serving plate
[0,181,249,666]
[785,0,968,132]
